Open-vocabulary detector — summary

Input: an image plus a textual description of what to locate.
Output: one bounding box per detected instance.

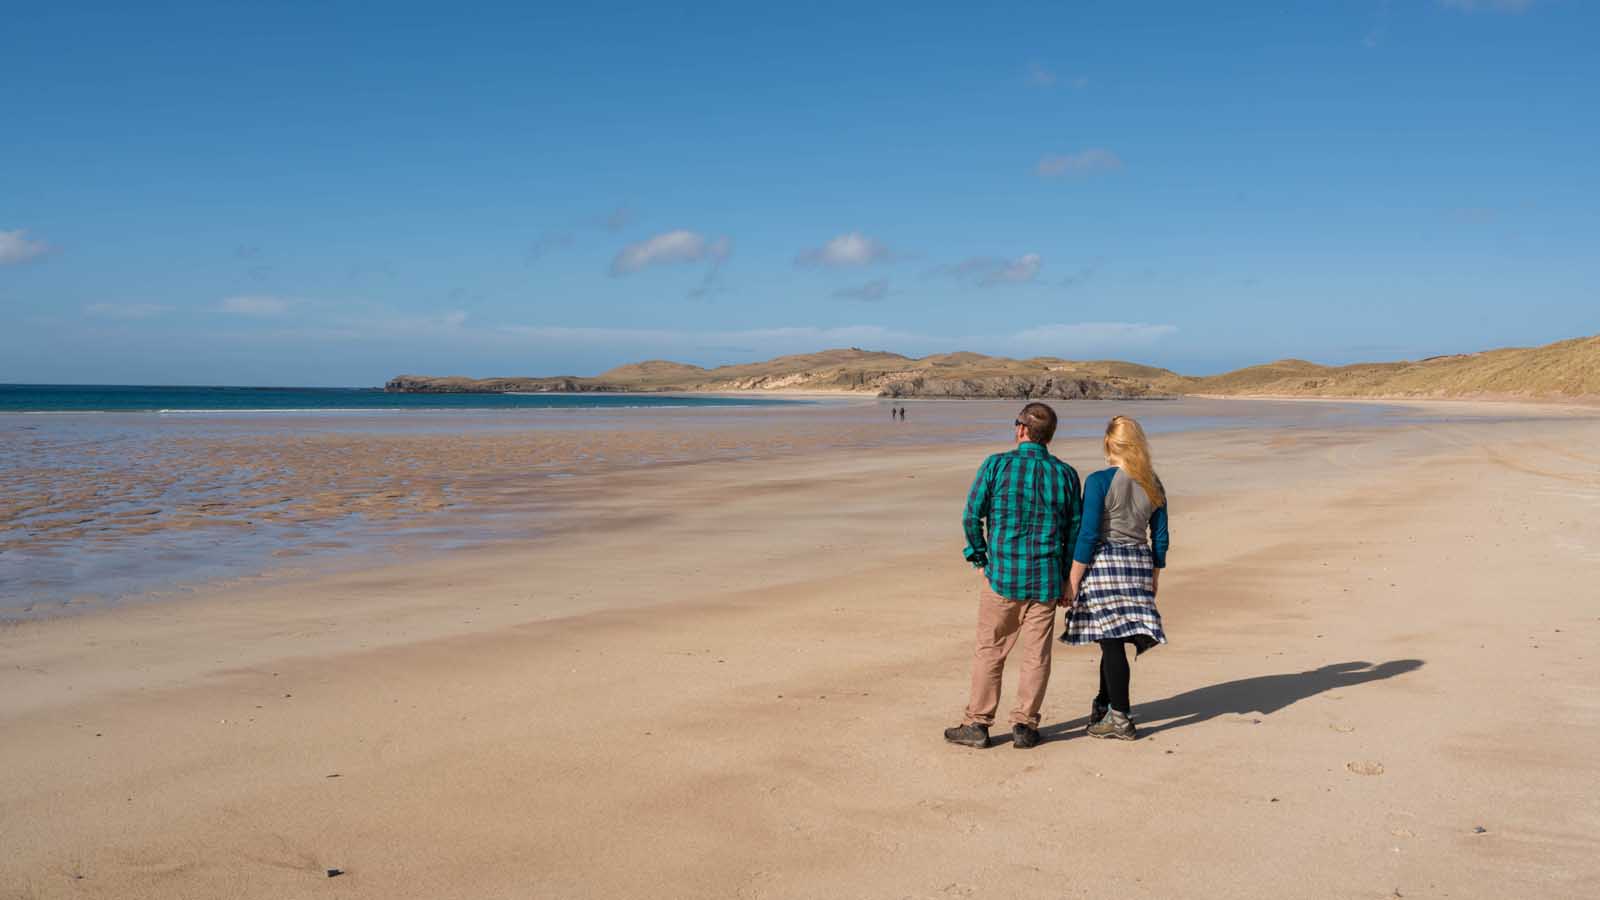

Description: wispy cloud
[1026,63,1088,90]
[1061,258,1105,288]
[833,279,891,301]
[0,229,51,265]
[1439,0,1534,12]
[220,295,294,317]
[526,231,575,262]
[933,254,1042,287]
[687,258,730,300]
[1036,149,1124,177]
[491,319,1177,360]
[796,232,894,267]
[496,323,921,349]
[251,310,1178,364]
[86,302,174,320]
[1363,0,1391,48]
[597,206,633,232]
[610,229,731,275]
[988,254,1041,285]
[524,205,634,265]
[1011,322,1178,348]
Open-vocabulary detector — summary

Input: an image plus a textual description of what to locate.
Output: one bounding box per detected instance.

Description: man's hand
[1151,567,1161,598]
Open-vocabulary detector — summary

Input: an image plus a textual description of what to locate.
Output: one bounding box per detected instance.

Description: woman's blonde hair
[1104,415,1165,507]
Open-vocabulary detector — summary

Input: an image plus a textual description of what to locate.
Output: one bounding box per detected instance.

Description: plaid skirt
[1062,542,1167,654]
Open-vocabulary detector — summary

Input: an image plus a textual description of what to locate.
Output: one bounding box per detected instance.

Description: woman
[1062,415,1170,740]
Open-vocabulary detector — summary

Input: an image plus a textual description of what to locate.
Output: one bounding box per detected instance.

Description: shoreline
[4,397,1586,621]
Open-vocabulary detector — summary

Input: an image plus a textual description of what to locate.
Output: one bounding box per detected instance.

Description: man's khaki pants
[963,589,1057,729]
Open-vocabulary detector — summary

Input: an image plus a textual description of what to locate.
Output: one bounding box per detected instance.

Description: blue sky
[2,0,1595,385]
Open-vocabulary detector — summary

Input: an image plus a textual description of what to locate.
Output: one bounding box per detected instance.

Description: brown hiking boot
[943,723,990,748]
[1086,708,1137,741]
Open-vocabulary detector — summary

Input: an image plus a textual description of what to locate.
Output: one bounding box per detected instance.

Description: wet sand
[2,402,1598,898]
[1,398,1461,613]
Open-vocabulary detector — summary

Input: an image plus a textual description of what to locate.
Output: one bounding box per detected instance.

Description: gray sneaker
[1086,708,1137,741]
[1089,700,1108,729]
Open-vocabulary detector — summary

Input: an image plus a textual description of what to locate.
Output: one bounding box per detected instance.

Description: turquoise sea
[0,384,799,414]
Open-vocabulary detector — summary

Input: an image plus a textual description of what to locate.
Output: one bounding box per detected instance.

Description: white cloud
[86,303,174,320]
[833,279,891,301]
[1011,322,1179,348]
[796,232,894,267]
[1439,0,1534,11]
[610,229,730,275]
[0,229,51,265]
[1036,148,1124,177]
[220,295,293,317]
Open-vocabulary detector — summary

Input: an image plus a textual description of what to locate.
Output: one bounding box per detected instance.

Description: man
[944,402,1082,749]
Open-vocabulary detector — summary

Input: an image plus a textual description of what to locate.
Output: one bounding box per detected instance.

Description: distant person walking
[945,403,1082,750]
[1062,415,1171,741]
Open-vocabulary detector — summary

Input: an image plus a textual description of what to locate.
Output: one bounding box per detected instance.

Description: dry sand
[3,408,1599,898]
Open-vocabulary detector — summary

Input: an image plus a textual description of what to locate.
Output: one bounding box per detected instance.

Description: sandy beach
[3,401,1599,899]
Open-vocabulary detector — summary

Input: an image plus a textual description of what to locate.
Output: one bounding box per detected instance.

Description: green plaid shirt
[962,442,1083,602]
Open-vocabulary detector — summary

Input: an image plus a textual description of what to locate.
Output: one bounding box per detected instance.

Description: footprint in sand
[1347,760,1384,776]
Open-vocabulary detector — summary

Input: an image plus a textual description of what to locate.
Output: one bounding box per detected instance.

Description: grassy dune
[388,333,1600,402]
[1191,334,1600,400]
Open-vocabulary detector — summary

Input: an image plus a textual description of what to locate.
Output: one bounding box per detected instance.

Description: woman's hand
[1065,560,1088,605]
[1151,567,1161,598]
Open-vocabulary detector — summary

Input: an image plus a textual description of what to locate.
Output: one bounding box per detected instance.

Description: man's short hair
[1018,402,1057,444]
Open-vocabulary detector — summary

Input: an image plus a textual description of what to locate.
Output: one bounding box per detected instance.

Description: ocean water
[0,384,801,414]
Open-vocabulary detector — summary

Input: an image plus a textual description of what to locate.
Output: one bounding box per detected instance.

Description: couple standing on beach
[945,402,1170,749]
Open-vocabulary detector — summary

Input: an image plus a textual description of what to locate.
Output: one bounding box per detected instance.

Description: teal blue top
[1073,466,1170,568]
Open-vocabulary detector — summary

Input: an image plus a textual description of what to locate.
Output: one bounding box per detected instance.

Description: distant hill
[1189,334,1600,400]
[386,333,1600,402]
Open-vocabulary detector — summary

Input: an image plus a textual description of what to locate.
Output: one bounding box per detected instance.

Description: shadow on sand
[1020,659,1425,745]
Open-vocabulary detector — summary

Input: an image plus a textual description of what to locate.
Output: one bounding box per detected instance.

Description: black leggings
[1094,639,1132,714]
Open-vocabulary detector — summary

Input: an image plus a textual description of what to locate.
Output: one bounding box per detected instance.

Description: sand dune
[1190,333,1600,400]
